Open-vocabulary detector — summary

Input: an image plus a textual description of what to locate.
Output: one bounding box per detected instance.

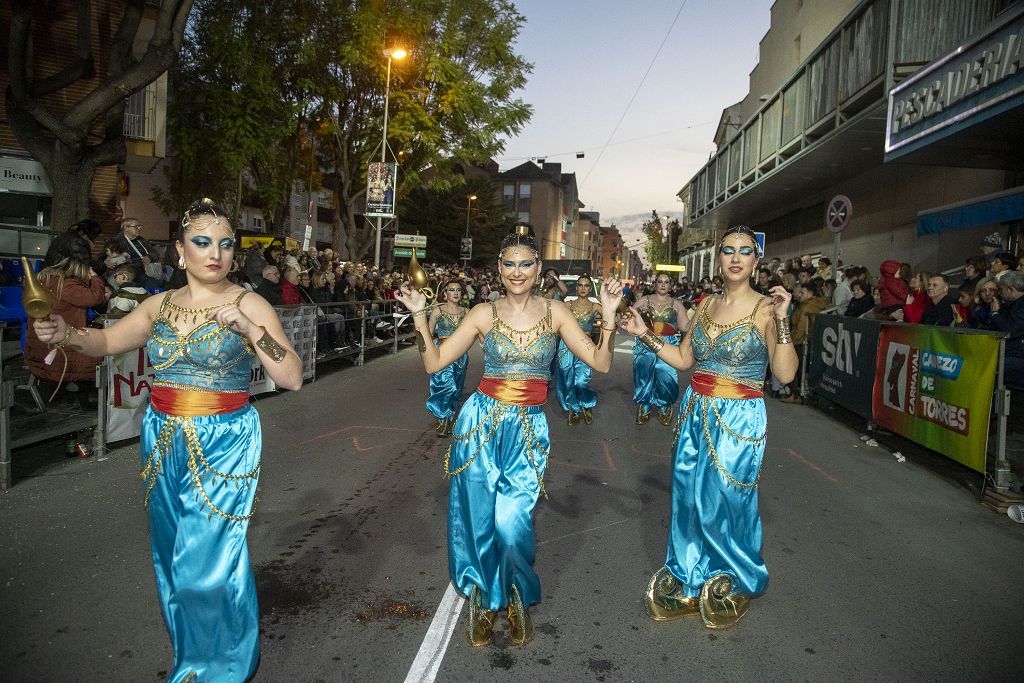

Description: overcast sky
[499,0,773,245]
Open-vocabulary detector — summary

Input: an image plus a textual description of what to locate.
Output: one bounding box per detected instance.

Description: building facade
[680,0,1022,276]
[1,1,172,254]
[496,161,581,262]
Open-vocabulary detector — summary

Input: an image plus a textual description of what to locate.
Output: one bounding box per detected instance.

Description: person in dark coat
[44,219,103,273]
[255,265,283,305]
[920,274,957,326]
[990,271,1024,387]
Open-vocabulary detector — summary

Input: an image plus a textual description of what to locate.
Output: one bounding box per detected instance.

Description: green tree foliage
[397,173,514,265]
[641,210,670,268]
[154,0,305,224]
[166,0,532,258]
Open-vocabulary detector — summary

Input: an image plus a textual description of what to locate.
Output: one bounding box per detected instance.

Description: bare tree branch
[31,0,95,97]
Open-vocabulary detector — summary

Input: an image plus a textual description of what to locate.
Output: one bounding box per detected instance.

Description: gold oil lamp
[406,248,436,301]
[20,256,54,319]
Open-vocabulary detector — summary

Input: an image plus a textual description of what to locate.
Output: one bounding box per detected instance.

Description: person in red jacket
[280,265,303,304]
[900,271,931,323]
[878,260,909,314]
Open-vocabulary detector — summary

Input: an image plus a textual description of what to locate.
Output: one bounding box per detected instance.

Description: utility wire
[496,121,715,163]
[579,0,691,190]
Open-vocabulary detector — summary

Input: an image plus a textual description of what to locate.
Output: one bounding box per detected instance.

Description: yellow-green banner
[872,325,1000,472]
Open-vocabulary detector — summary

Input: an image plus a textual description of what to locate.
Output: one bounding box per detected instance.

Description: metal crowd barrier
[0,297,420,490]
[802,312,1016,493]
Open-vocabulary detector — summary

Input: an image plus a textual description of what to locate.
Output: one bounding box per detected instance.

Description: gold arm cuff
[775,317,793,345]
[255,326,288,363]
[639,330,665,353]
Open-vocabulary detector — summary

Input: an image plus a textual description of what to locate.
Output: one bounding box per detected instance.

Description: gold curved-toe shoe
[582,407,593,424]
[658,406,675,427]
[636,406,651,425]
[436,418,449,437]
[467,586,497,647]
[698,574,750,629]
[568,410,581,426]
[645,567,699,621]
[506,585,534,646]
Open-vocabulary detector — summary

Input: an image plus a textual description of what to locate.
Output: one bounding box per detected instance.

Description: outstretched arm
[32,292,163,357]
[395,284,484,373]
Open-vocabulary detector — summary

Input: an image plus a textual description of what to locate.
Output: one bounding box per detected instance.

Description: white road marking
[538,517,633,546]
[403,582,464,683]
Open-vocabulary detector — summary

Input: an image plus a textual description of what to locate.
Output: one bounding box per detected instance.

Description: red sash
[690,372,763,399]
[650,321,677,336]
[477,378,547,406]
[151,385,249,416]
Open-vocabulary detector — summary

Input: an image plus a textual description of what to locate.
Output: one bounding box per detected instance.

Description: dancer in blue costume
[427,279,470,436]
[555,274,602,426]
[621,225,797,629]
[396,225,623,647]
[34,199,303,681]
[632,274,690,426]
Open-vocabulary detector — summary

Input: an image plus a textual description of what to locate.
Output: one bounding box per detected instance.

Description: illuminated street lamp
[374,46,407,270]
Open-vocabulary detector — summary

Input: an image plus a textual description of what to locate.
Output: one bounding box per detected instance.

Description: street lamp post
[462,194,477,268]
[374,47,407,270]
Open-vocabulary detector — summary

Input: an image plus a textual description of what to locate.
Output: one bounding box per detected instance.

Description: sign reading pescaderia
[886,3,1024,158]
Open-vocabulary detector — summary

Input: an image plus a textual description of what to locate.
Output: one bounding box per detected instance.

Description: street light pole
[462,194,477,268]
[374,47,406,270]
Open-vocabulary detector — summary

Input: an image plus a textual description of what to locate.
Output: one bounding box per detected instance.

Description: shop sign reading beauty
[885,4,1024,158]
[0,157,52,195]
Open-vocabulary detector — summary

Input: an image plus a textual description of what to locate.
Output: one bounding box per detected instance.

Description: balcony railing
[123,83,157,141]
[686,0,1005,223]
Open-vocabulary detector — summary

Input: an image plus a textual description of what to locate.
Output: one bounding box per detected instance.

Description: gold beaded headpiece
[499,223,539,258]
[719,224,760,257]
[181,198,233,233]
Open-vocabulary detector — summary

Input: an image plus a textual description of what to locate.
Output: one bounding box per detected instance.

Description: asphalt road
[2,337,1022,682]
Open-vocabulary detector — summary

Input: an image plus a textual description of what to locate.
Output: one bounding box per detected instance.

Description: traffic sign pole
[826,195,853,282]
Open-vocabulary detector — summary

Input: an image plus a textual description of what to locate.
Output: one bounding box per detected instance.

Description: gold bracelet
[411,308,428,317]
[597,320,616,331]
[255,325,288,362]
[638,330,665,353]
[775,317,793,345]
[51,326,74,349]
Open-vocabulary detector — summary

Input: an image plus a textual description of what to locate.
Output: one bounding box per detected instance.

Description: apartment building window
[517,211,530,224]
[123,83,158,141]
[517,182,531,212]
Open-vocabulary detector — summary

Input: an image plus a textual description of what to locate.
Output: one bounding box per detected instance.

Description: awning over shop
[917,187,1024,236]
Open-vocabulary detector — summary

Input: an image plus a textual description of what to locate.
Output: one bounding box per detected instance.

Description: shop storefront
[0,154,53,257]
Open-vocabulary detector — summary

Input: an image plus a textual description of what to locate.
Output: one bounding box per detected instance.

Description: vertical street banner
[460,237,473,260]
[872,326,1000,472]
[806,315,880,419]
[365,162,397,217]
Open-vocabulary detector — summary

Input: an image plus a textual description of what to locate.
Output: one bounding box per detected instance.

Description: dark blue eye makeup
[720,246,735,255]
[191,236,211,247]
[739,246,755,256]
[219,238,235,249]
[502,260,535,269]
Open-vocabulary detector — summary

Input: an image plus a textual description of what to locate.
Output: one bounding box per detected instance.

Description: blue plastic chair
[0,286,27,326]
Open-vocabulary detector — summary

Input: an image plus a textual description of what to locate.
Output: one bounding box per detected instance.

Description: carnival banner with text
[872,325,999,472]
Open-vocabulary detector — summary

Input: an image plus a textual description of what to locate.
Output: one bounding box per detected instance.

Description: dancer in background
[621,225,796,630]
[33,199,302,681]
[396,226,623,648]
[631,274,689,426]
[555,274,602,425]
[427,279,470,436]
